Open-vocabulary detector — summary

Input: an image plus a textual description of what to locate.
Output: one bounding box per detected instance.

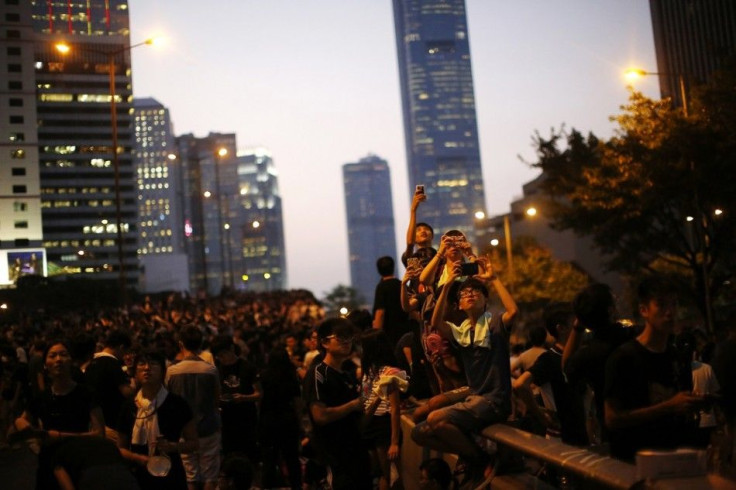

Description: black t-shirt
[528,347,588,445]
[304,361,362,452]
[84,355,128,430]
[30,383,96,433]
[51,437,128,485]
[217,358,258,422]
[118,392,192,490]
[604,339,697,461]
[373,278,410,346]
[565,324,635,430]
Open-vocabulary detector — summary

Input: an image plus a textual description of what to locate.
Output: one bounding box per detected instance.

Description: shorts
[433,395,505,432]
[182,431,221,484]
[362,414,402,448]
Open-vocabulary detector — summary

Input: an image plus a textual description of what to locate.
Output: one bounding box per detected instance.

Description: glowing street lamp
[624,67,689,116]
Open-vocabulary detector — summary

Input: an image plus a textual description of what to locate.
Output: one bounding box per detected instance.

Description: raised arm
[477,255,518,327]
[420,235,448,286]
[430,261,460,340]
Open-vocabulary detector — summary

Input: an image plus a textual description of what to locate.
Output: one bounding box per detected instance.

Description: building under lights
[0,1,45,287]
[392,0,487,238]
[133,97,189,293]
[21,0,139,286]
[236,148,287,292]
[649,0,736,109]
[343,155,397,306]
[175,132,239,296]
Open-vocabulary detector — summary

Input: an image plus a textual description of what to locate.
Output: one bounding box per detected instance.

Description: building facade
[176,132,238,296]
[343,155,397,306]
[649,0,736,108]
[134,97,189,293]
[236,148,287,292]
[392,0,487,238]
[0,1,45,286]
[29,0,139,287]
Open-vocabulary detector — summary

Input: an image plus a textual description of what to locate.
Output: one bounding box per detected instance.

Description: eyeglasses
[458,289,482,299]
[324,334,354,344]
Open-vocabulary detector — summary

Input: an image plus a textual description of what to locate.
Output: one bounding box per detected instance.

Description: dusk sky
[128,1,660,298]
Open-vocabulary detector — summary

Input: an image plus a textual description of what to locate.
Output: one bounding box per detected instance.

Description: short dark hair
[637,275,679,305]
[210,335,234,357]
[317,318,356,344]
[134,349,167,378]
[573,283,613,330]
[543,302,575,339]
[376,256,395,277]
[420,458,453,490]
[528,325,547,347]
[416,222,434,236]
[104,330,131,349]
[179,325,203,352]
[456,277,488,301]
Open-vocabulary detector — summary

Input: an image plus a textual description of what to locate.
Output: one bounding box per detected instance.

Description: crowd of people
[0,189,734,490]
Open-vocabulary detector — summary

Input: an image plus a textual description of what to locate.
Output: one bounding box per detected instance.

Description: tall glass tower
[393,0,487,238]
[343,155,397,306]
[237,148,287,292]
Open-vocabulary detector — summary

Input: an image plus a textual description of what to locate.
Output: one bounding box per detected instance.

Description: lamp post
[476,207,537,294]
[55,38,158,303]
[213,148,229,292]
[624,68,689,116]
[626,68,715,333]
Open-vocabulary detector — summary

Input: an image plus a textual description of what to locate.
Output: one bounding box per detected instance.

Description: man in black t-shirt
[84,331,133,437]
[513,303,588,445]
[373,256,410,346]
[211,336,260,460]
[303,318,371,489]
[604,276,704,461]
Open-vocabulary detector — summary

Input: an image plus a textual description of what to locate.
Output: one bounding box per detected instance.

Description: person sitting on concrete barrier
[412,255,517,484]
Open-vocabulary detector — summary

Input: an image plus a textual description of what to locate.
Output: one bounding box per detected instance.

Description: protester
[360,329,406,490]
[117,350,198,490]
[412,255,517,486]
[165,326,221,490]
[303,318,372,489]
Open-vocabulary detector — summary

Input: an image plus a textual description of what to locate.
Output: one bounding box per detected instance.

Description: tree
[321,284,364,314]
[482,236,590,305]
[527,70,736,331]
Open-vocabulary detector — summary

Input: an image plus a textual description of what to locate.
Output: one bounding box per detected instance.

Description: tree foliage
[528,66,736,325]
[483,236,590,305]
[321,284,364,313]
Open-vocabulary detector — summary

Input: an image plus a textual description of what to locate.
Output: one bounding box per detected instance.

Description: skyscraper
[237,148,287,292]
[649,0,736,108]
[176,132,238,295]
[1,1,45,287]
[392,0,487,238]
[29,0,139,287]
[343,155,397,306]
[134,97,189,293]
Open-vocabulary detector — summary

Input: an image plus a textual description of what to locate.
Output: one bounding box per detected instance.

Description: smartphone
[460,262,479,277]
[415,184,425,195]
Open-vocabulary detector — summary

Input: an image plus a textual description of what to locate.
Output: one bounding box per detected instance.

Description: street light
[55,38,159,302]
[624,68,689,116]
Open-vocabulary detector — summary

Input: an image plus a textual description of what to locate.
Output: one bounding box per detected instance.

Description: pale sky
[128,1,660,298]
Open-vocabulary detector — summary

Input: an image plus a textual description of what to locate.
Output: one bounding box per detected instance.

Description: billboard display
[0,249,47,286]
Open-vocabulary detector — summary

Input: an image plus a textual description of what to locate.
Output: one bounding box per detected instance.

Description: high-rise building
[176,132,238,296]
[236,148,287,292]
[134,97,189,293]
[0,1,45,287]
[28,0,139,287]
[343,155,397,306]
[649,0,736,108]
[392,0,487,238]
